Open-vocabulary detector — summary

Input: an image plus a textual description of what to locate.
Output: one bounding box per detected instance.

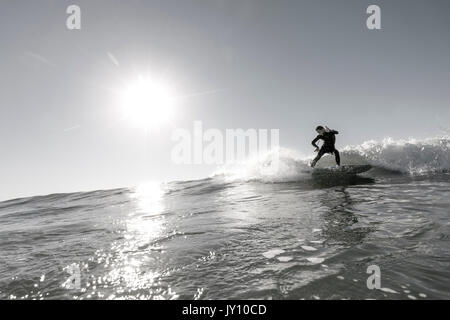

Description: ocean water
[0,137,449,300]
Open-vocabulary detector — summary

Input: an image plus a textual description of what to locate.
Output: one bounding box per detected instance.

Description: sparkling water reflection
[0,174,449,300]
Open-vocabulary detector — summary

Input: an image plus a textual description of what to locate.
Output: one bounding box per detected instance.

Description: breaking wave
[343,137,450,174]
[213,136,450,182]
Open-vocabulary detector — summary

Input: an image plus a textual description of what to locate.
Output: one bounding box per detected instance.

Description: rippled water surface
[0,173,449,300]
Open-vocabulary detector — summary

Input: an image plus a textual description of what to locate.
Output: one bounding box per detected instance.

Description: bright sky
[1,0,449,200]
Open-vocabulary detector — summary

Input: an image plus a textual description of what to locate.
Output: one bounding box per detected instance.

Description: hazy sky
[1,0,449,200]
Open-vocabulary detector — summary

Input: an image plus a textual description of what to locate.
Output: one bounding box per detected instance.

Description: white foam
[213,148,311,183]
[307,257,324,264]
[380,287,398,294]
[277,256,293,262]
[343,136,450,174]
[301,245,318,251]
[262,249,285,259]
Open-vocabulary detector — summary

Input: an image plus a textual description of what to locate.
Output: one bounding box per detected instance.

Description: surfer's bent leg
[334,149,340,166]
[311,149,326,167]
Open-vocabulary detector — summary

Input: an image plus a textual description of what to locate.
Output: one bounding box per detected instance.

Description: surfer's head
[315,126,325,134]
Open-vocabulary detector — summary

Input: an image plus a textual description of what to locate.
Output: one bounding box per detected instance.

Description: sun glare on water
[120,75,177,129]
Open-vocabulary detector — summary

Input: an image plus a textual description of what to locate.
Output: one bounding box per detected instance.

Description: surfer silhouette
[310,126,340,168]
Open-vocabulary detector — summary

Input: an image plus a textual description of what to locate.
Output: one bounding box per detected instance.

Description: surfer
[310,126,340,167]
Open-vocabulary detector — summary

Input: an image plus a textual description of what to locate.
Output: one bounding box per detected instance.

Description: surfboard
[312,165,372,177]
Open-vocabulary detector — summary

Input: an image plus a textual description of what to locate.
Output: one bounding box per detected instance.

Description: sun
[120,75,176,129]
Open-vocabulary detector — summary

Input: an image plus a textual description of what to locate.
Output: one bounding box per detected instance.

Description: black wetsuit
[311,130,340,167]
